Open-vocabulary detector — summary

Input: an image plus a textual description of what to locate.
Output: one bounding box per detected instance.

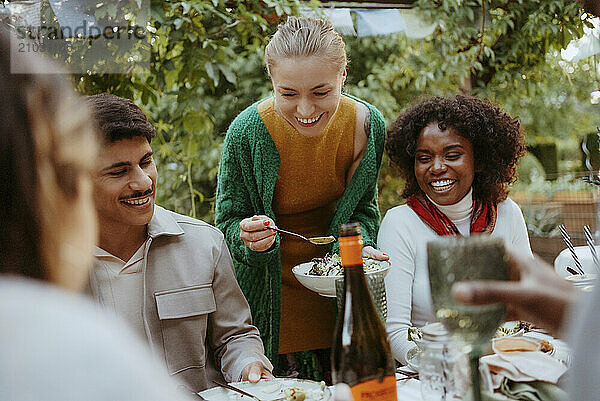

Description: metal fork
[178,385,206,400]
[396,369,419,381]
[558,224,585,275]
[212,381,285,401]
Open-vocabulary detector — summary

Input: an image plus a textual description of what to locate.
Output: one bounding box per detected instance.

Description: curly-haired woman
[378,95,533,365]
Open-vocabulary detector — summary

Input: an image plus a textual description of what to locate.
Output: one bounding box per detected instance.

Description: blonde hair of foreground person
[0,28,97,291]
[0,30,198,401]
[264,16,348,75]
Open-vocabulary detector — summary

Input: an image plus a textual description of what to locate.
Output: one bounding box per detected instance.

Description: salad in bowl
[292,253,390,297]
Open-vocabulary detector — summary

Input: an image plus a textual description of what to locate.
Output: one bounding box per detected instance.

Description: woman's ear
[342,69,347,86]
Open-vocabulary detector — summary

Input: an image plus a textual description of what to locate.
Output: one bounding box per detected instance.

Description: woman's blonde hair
[265,16,348,75]
[0,28,97,283]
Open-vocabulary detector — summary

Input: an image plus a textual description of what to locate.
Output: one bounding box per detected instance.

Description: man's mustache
[119,188,153,200]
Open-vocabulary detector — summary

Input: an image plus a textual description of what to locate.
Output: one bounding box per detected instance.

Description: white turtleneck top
[378,191,532,365]
[427,188,474,235]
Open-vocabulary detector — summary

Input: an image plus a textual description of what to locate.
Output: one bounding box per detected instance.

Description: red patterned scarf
[406,194,497,236]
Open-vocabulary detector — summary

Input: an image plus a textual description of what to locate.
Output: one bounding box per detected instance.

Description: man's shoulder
[155,206,224,241]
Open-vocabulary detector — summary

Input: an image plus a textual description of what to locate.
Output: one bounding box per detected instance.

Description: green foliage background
[49,0,600,221]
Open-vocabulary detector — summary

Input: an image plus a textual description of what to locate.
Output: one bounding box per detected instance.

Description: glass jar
[419,323,469,401]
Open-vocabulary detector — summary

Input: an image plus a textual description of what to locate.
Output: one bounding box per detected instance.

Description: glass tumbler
[335,271,387,324]
[420,323,469,401]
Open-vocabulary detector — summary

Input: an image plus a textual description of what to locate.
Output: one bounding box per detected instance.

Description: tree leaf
[218,63,236,84]
[204,61,219,87]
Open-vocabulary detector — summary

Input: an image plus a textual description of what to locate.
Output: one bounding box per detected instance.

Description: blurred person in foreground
[86,93,272,392]
[0,29,192,401]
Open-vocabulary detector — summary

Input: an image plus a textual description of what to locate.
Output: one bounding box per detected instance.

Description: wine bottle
[331,223,397,401]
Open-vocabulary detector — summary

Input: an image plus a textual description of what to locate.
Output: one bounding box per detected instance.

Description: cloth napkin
[481,351,567,389]
[499,378,567,401]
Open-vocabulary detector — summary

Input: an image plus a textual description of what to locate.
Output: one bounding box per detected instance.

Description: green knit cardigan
[214,95,386,366]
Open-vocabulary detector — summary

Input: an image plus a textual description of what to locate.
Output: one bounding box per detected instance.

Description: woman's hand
[240,215,277,252]
[333,383,354,401]
[241,361,274,383]
[362,246,389,261]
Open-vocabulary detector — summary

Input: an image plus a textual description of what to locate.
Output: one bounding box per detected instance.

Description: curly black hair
[386,95,526,204]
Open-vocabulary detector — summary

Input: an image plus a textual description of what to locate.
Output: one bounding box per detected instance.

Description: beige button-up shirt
[94,240,148,338]
[90,206,272,392]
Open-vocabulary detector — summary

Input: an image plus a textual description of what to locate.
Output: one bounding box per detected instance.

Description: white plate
[523,332,572,366]
[200,378,331,401]
[292,260,390,297]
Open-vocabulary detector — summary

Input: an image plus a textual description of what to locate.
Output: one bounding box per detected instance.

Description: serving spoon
[266,226,336,245]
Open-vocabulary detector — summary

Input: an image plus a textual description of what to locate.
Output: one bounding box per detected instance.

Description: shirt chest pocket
[155,285,216,375]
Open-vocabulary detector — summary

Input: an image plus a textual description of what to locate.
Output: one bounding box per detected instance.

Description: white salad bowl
[292,260,391,297]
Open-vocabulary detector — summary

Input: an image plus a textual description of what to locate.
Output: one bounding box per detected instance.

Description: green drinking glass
[427,236,508,401]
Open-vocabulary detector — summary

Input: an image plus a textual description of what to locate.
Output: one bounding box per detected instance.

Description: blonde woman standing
[215,17,388,380]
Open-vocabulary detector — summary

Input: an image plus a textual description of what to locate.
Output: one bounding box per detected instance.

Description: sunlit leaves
[71,0,596,221]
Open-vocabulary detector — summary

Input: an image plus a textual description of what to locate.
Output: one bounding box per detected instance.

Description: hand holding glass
[427,236,508,401]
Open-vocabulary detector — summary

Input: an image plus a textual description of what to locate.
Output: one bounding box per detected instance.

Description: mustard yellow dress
[257,96,356,353]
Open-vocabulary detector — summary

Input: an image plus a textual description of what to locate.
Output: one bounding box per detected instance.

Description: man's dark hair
[85,93,155,144]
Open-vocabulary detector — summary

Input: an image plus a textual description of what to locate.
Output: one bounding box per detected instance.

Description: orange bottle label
[350,376,397,401]
[339,235,363,266]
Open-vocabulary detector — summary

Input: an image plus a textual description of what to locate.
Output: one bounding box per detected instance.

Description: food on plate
[284,387,306,401]
[408,326,424,350]
[307,253,387,276]
[204,379,329,401]
[517,321,533,332]
[496,322,520,337]
[493,337,541,353]
[283,381,327,401]
[539,339,554,353]
[495,321,528,337]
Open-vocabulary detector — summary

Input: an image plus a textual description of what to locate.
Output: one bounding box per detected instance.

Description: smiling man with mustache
[86,93,272,392]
